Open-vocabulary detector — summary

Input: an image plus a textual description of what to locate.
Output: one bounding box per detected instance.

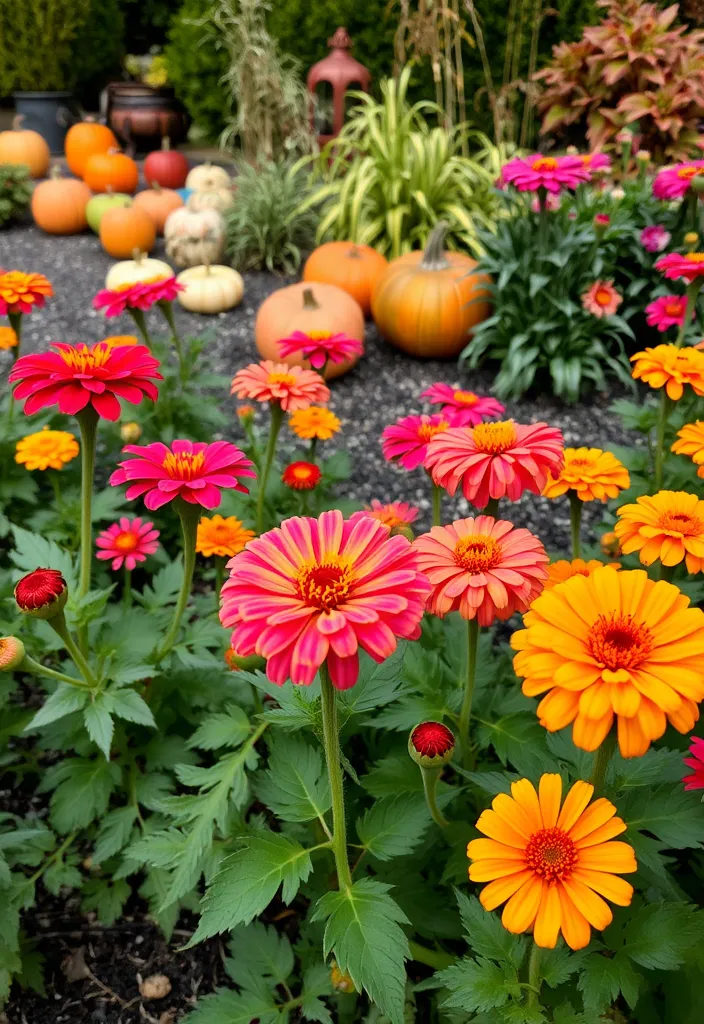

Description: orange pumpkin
[255,282,365,380]
[99,206,156,259]
[31,168,91,234]
[371,222,491,358]
[0,116,50,178]
[65,120,118,178]
[303,242,388,318]
[83,149,139,194]
[133,184,184,234]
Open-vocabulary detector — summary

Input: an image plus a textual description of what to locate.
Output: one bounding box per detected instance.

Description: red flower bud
[15,568,68,619]
[409,721,455,768]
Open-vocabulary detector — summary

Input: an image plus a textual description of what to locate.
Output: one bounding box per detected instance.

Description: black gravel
[0,222,638,552]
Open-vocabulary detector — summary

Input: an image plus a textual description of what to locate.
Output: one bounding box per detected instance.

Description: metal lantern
[307,27,371,146]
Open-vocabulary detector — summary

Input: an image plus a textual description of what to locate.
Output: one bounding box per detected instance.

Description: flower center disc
[453,390,478,405]
[678,166,704,179]
[658,511,703,536]
[268,372,298,386]
[665,302,683,316]
[586,613,654,672]
[685,253,704,263]
[115,531,139,552]
[296,559,353,610]
[454,535,502,574]
[60,345,111,373]
[162,451,206,480]
[596,289,612,306]
[306,331,333,342]
[418,420,448,442]
[472,420,518,454]
[525,827,577,881]
[532,157,558,172]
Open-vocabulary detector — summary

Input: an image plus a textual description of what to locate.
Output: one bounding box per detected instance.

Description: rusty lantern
[307,27,371,146]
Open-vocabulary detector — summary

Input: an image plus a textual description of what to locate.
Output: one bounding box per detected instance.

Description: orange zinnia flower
[0,271,53,315]
[289,406,341,441]
[615,491,704,573]
[672,420,704,478]
[196,514,255,558]
[630,344,704,400]
[15,427,79,471]
[467,774,636,950]
[512,567,704,757]
[0,326,18,350]
[231,360,329,412]
[544,559,620,591]
[543,447,630,502]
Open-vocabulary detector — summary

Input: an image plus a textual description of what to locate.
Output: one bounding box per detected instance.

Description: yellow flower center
[371,509,405,528]
[472,420,517,454]
[268,372,298,386]
[567,456,597,470]
[525,827,577,881]
[114,275,166,292]
[595,288,613,306]
[296,558,353,610]
[532,157,558,172]
[586,613,654,672]
[306,331,333,341]
[657,510,703,536]
[452,390,478,405]
[292,465,315,481]
[677,166,704,180]
[114,531,139,552]
[685,253,704,263]
[665,301,683,316]
[59,345,111,372]
[418,420,449,442]
[454,535,502,574]
[162,451,205,480]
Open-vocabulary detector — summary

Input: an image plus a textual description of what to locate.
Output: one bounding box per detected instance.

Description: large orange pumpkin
[0,117,50,178]
[31,168,91,234]
[371,222,491,358]
[99,206,156,259]
[303,242,388,318]
[83,149,139,194]
[133,184,184,234]
[65,121,118,178]
[255,282,365,380]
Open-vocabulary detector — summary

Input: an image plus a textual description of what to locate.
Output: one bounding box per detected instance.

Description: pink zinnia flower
[645,295,688,332]
[501,154,590,194]
[580,152,611,172]
[425,420,565,509]
[9,342,161,421]
[363,500,419,528]
[420,383,505,427]
[231,360,329,412]
[110,439,255,511]
[582,280,622,318]
[381,413,450,471]
[96,517,160,571]
[278,330,363,370]
[656,252,704,282]
[641,225,671,253]
[93,277,183,318]
[219,510,431,690]
[653,161,704,200]
[414,516,548,626]
[683,736,704,791]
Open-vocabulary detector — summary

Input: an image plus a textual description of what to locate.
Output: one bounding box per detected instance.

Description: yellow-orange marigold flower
[672,420,704,478]
[544,559,620,590]
[512,567,704,757]
[0,326,18,350]
[196,514,255,559]
[631,344,704,400]
[600,531,622,557]
[467,774,636,950]
[289,406,341,441]
[101,335,139,349]
[543,447,630,502]
[15,426,79,471]
[615,490,704,573]
[0,271,53,314]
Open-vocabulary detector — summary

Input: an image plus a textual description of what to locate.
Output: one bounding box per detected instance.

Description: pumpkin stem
[49,164,62,180]
[162,136,171,151]
[132,248,144,264]
[347,245,362,260]
[152,182,162,193]
[302,288,320,311]
[420,222,451,271]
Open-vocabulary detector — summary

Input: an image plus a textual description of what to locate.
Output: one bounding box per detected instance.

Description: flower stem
[159,301,186,384]
[527,943,542,1009]
[155,502,199,662]
[308,438,318,463]
[484,496,499,518]
[659,562,676,582]
[654,390,673,491]
[421,766,449,827]
[48,612,98,688]
[128,308,153,349]
[568,492,583,559]
[215,556,225,614]
[77,408,98,655]
[123,568,132,608]
[256,403,284,535]
[590,730,616,793]
[432,481,442,527]
[7,311,22,424]
[319,661,352,891]
[22,654,93,689]
[408,941,455,971]
[458,618,479,769]
[676,280,701,348]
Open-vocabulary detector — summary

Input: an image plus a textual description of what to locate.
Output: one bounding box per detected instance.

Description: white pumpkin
[176,265,244,314]
[185,161,231,192]
[105,250,173,289]
[164,202,226,269]
[189,187,234,214]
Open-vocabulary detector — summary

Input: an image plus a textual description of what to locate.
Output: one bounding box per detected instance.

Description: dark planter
[13,91,78,154]
[106,84,191,156]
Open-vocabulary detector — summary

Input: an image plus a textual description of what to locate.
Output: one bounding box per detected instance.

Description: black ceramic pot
[13,91,78,154]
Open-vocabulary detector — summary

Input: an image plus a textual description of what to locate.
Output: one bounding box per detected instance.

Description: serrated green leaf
[621,902,699,970]
[455,891,526,967]
[539,944,589,988]
[255,734,330,823]
[46,758,120,834]
[612,748,688,788]
[312,878,409,1024]
[25,684,88,731]
[356,793,432,861]
[187,705,250,750]
[187,988,281,1024]
[477,712,553,777]
[361,755,424,798]
[83,696,114,758]
[226,921,294,990]
[108,689,156,728]
[625,787,704,848]
[577,952,641,1014]
[10,524,77,592]
[436,956,514,1014]
[338,645,409,719]
[81,877,131,926]
[93,806,138,864]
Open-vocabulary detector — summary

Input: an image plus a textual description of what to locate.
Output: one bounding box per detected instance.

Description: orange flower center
[472,420,517,454]
[567,456,596,470]
[452,390,478,406]
[454,535,502,573]
[657,510,703,536]
[296,558,353,610]
[114,531,139,552]
[532,157,558,172]
[162,451,206,480]
[685,253,704,263]
[212,524,237,542]
[268,372,298,386]
[665,301,683,316]
[306,331,333,341]
[292,465,315,481]
[525,827,578,881]
[595,288,613,306]
[677,166,704,179]
[586,613,654,671]
[372,510,405,528]
[418,420,449,442]
[59,345,111,373]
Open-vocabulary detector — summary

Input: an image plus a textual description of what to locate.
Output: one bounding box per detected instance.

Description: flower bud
[616,130,632,146]
[236,404,255,426]
[0,636,26,672]
[330,961,355,993]
[610,186,625,201]
[15,568,68,620]
[685,232,700,251]
[409,721,456,769]
[565,145,578,155]
[635,149,651,164]
[120,421,142,443]
[600,532,622,558]
[691,176,704,195]
[593,213,610,236]
[224,648,266,672]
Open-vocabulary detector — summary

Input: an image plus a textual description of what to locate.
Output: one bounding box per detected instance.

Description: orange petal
[537,687,580,730]
[578,683,612,720]
[469,859,528,882]
[467,838,526,862]
[539,774,562,828]
[492,793,534,839]
[577,841,637,874]
[509,779,543,833]
[617,714,650,758]
[501,876,543,934]
[475,809,529,849]
[533,881,562,949]
[557,884,592,950]
[572,710,613,751]
[557,781,594,833]
[611,683,641,718]
[569,797,618,843]
[573,869,634,906]
[574,816,627,849]
[479,868,534,911]
[561,876,613,930]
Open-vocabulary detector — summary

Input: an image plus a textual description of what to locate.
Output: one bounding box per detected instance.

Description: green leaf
[93,806,138,864]
[312,878,409,1024]
[43,758,120,833]
[187,988,281,1024]
[83,695,114,758]
[436,956,514,1014]
[611,748,686,788]
[255,735,331,823]
[81,878,131,926]
[361,755,425,797]
[190,832,314,943]
[539,945,589,988]
[621,902,699,971]
[10,524,77,592]
[477,712,553,777]
[108,689,156,728]
[356,793,432,861]
[187,705,250,750]
[226,921,294,990]
[139,559,184,610]
[338,645,409,719]
[624,787,704,848]
[25,684,87,731]
[456,891,526,967]
[577,952,641,1014]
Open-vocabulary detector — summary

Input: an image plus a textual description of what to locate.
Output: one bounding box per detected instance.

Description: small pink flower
[581,152,611,172]
[94,277,183,319]
[640,225,671,253]
[142,277,183,305]
[420,382,505,427]
[656,252,704,282]
[381,413,450,471]
[363,500,419,529]
[653,161,704,200]
[582,280,622,318]
[501,154,590,194]
[278,330,363,370]
[96,517,160,571]
[683,735,704,791]
[645,295,688,332]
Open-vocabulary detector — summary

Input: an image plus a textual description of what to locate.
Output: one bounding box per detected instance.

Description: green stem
[421,766,449,828]
[458,618,479,769]
[654,390,673,492]
[676,280,701,348]
[123,568,132,608]
[484,496,499,518]
[590,730,616,793]
[319,661,353,890]
[432,481,442,527]
[7,312,22,424]
[408,940,456,971]
[48,612,98,688]
[538,187,548,254]
[308,438,318,463]
[27,831,77,887]
[659,562,676,582]
[76,408,98,654]
[527,943,542,1009]
[256,403,284,535]
[215,557,225,614]
[21,654,93,689]
[159,301,186,383]
[569,492,583,560]
[155,502,199,662]
[128,308,153,349]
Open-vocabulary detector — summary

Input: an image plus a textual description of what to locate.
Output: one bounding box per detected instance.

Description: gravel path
[1,223,637,551]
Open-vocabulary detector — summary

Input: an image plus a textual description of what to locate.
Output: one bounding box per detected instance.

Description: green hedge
[164,0,230,143]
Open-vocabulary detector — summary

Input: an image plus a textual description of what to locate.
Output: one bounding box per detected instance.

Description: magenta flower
[640,225,671,253]
[653,161,704,200]
[110,439,256,511]
[420,382,505,427]
[96,517,160,571]
[278,330,363,370]
[645,295,688,332]
[94,277,183,319]
[683,736,704,791]
[501,154,590,194]
[580,152,611,173]
[656,252,704,282]
[581,280,622,318]
[381,413,450,471]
